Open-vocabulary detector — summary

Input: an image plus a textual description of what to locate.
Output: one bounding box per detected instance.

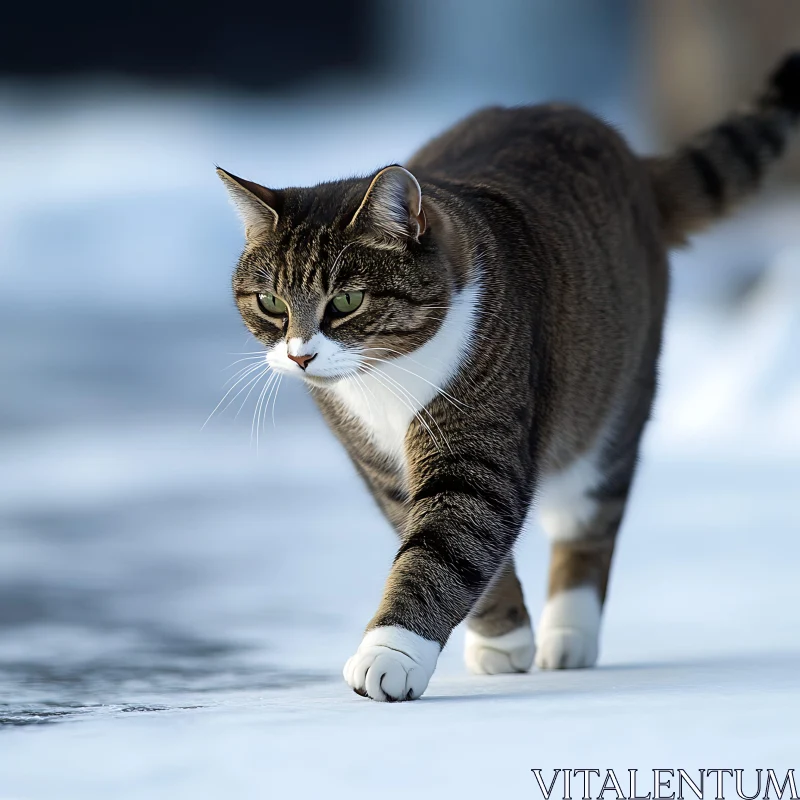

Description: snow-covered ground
[0,85,799,798]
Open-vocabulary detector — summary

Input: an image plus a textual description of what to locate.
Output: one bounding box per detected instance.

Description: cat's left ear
[216,167,280,242]
[349,165,427,244]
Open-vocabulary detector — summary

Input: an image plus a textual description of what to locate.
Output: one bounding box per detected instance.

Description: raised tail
[647,52,800,246]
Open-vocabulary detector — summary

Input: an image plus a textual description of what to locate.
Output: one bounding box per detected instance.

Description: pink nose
[287,353,317,370]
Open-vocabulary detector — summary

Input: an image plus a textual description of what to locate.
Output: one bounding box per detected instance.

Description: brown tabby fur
[219,55,800,673]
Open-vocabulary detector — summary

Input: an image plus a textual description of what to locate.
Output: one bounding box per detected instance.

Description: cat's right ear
[216,168,279,242]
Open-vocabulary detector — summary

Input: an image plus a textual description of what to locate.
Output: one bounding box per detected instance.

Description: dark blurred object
[642,0,800,181]
[0,0,372,91]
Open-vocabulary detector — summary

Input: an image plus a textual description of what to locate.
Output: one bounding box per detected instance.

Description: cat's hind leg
[535,380,652,670]
[535,503,620,669]
[464,558,535,674]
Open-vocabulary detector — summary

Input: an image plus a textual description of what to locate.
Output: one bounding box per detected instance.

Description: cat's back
[408,103,640,193]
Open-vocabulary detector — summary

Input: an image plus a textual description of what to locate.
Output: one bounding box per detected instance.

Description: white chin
[303,374,337,387]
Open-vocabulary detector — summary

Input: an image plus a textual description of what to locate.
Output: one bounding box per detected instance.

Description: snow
[0,83,799,798]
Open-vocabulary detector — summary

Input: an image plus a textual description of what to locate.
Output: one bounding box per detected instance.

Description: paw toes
[471,646,516,674]
[464,626,535,675]
[366,654,405,701]
[535,587,601,670]
[534,627,598,670]
[343,627,440,701]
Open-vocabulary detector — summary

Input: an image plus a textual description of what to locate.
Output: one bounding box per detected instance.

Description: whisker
[377,366,456,453]
[330,241,357,277]
[271,375,283,428]
[236,368,277,420]
[223,354,268,371]
[355,346,448,371]
[256,381,278,456]
[203,362,268,429]
[412,314,494,342]
[352,373,374,427]
[259,369,283,449]
[251,370,275,448]
[256,266,273,284]
[373,367,455,455]
[221,365,272,418]
[362,365,450,455]
[361,356,470,412]
[362,366,441,454]
[222,359,266,388]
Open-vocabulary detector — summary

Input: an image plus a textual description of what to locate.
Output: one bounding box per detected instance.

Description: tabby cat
[218,54,800,701]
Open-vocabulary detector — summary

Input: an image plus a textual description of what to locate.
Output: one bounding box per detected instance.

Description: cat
[217,53,800,701]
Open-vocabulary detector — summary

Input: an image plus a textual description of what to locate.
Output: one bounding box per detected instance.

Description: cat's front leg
[343,451,525,701]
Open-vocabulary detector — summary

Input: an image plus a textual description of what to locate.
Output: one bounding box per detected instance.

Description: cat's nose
[287,352,317,370]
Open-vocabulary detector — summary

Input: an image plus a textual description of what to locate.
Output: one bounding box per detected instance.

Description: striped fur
[218,53,800,700]
[648,52,800,245]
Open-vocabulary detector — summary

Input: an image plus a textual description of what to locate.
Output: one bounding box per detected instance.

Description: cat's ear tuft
[216,167,279,242]
[349,165,427,244]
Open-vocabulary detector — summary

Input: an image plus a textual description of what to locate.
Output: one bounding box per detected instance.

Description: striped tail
[647,52,800,246]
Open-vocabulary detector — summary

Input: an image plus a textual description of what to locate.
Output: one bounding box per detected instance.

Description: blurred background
[1,1,799,793]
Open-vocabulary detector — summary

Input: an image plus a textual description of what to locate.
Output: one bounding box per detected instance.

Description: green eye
[330,291,364,315]
[257,293,287,315]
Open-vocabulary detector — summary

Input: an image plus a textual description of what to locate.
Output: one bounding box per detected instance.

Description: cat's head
[218,166,455,388]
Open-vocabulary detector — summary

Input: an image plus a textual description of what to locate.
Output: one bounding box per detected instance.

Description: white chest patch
[328,282,480,473]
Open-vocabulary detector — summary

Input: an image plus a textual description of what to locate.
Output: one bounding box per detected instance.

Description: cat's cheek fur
[265,339,292,374]
[343,626,441,701]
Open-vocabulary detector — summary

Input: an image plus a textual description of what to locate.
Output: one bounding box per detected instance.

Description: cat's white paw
[343,626,440,701]
[464,625,535,674]
[535,586,601,670]
[535,627,599,669]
